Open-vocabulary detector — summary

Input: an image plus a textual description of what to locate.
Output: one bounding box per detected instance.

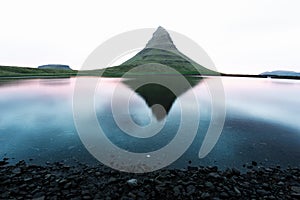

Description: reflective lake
[0,76,299,170]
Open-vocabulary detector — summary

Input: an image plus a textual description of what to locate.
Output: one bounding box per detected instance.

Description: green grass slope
[0,65,77,77]
[101,48,219,77]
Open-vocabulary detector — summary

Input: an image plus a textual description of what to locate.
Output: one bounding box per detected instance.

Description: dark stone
[220,192,229,198]
[107,177,117,183]
[234,186,241,196]
[137,191,146,197]
[155,186,165,192]
[208,172,221,179]
[81,190,90,195]
[64,182,72,189]
[291,186,300,193]
[0,160,9,166]
[12,168,21,174]
[291,193,300,198]
[173,186,181,196]
[201,192,210,199]
[127,192,136,198]
[32,192,45,199]
[256,189,271,196]
[252,161,257,166]
[24,177,33,182]
[205,182,214,189]
[277,181,284,186]
[262,183,270,189]
[186,185,196,195]
[231,168,240,176]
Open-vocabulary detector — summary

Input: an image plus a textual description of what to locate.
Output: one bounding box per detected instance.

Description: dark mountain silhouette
[123,76,202,120]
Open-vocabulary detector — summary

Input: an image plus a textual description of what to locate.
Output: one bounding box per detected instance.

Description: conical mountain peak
[112,26,219,77]
[145,26,178,51]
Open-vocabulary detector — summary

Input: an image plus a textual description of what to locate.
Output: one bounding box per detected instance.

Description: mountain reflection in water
[122,76,201,120]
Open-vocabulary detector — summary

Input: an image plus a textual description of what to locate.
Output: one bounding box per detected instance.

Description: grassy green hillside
[0,65,77,77]
[100,48,219,77]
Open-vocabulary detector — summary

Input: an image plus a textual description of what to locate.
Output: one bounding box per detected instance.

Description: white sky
[0,0,299,74]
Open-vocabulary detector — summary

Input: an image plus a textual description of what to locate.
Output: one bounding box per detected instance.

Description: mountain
[261,70,300,77]
[0,27,219,77]
[102,26,219,76]
[38,64,72,70]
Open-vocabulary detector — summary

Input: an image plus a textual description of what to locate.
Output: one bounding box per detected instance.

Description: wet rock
[173,186,181,196]
[33,197,45,200]
[262,183,270,189]
[291,186,300,193]
[12,167,21,174]
[257,189,271,196]
[208,172,221,179]
[155,185,165,192]
[127,179,138,186]
[137,191,145,197]
[201,192,210,199]
[24,177,33,182]
[64,182,72,189]
[268,195,276,199]
[220,191,229,198]
[277,181,285,186]
[81,190,90,195]
[252,161,258,166]
[234,186,241,196]
[186,185,196,195]
[205,181,214,189]
[1,179,11,185]
[231,168,240,176]
[82,195,91,200]
[0,160,9,166]
[107,177,117,183]
[32,192,45,199]
[291,193,300,198]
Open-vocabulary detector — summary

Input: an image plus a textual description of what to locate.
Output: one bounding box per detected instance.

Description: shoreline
[1,159,299,199]
[1,74,300,80]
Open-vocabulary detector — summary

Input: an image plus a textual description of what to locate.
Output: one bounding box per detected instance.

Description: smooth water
[0,77,299,169]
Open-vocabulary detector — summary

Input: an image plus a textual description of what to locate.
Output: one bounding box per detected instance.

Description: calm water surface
[0,77,299,169]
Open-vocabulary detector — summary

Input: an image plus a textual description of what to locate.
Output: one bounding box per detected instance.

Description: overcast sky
[0,0,299,74]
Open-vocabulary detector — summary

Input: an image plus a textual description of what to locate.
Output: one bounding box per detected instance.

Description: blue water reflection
[0,77,299,169]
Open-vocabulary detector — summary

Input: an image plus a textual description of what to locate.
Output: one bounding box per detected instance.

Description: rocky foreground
[1,159,300,200]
